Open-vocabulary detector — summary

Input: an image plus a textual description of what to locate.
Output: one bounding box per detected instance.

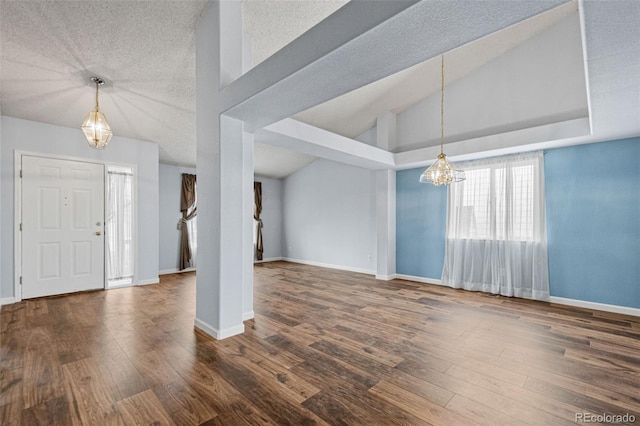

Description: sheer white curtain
[106,167,134,286]
[442,152,550,301]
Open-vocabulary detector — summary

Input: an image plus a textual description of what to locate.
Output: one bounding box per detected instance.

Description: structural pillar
[194,0,252,339]
[375,112,397,280]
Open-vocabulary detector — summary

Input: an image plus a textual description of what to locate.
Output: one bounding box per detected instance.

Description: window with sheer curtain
[186,193,197,268]
[106,166,134,287]
[442,152,550,301]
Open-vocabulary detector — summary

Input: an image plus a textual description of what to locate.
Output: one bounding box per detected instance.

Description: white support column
[375,112,396,280]
[195,0,250,339]
[242,130,254,321]
[241,1,255,322]
[376,170,396,280]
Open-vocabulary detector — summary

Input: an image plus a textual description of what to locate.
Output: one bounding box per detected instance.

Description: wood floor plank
[445,394,529,426]
[1,367,23,410]
[22,327,65,409]
[21,396,72,425]
[152,379,217,425]
[369,380,479,426]
[235,329,305,369]
[0,403,22,426]
[115,389,174,426]
[383,369,454,407]
[524,377,640,419]
[126,349,184,388]
[297,371,430,426]
[197,342,329,426]
[442,365,582,423]
[3,263,640,424]
[161,346,279,424]
[1,304,26,333]
[294,322,405,367]
[61,358,122,425]
[217,337,320,403]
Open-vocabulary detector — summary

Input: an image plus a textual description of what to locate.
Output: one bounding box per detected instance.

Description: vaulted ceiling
[1,1,638,177]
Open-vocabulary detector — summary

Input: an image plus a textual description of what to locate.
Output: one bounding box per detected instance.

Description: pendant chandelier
[419,55,465,185]
[81,77,113,150]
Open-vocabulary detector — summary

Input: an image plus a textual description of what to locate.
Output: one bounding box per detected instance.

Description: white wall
[254,175,282,260]
[0,113,3,301]
[355,126,377,146]
[282,158,376,273]
[396,14,588,152]
[159,163,196,273]
[1,116,159,300]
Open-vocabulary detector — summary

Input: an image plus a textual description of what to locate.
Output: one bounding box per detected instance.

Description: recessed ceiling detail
[293,1,579,140]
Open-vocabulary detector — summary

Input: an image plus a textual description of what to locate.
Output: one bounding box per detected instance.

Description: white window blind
[442,152,550,301]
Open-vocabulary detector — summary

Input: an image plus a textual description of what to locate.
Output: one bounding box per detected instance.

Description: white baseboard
[1,297,17,306]
[282,257,375,276]
[137,278,160,286]
[376,274,397,281]
[195,318,245,340]
[159,267,196,275]
[107,282,134,289]
[254,257,283,264]
[550,296,640,317]
[243,310,255,321]
[394,273,443,286]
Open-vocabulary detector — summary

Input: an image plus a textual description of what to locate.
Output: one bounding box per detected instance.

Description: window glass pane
[448,156,538,242]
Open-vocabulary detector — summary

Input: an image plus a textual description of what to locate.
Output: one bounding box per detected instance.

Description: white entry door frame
[14,151,138,302]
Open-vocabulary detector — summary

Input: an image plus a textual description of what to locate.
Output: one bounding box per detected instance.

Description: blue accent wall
[396,138,640,309]
[396,168,447,279]
[544,138,640,308]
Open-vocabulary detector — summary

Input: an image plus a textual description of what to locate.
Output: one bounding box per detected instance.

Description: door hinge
[19,169,22,178]
[19,223,22,231]
[19,276,22,285]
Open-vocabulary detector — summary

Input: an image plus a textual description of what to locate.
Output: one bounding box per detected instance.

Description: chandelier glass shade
[82,77,113,150]
[419,56,465,186]
[419,152,466,185]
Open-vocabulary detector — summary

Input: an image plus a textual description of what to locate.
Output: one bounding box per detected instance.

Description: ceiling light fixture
[419,55,465,186]
[81,77,113,150]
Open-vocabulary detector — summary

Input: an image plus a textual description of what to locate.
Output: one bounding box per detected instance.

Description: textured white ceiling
[294,1,577,138]
[0,0,341,175]
[1,0,639,177]
[0,0,209,166]
[242,0,348,68]
[254,142,317,179]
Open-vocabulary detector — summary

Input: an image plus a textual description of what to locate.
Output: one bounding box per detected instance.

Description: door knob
[95,231,102,236]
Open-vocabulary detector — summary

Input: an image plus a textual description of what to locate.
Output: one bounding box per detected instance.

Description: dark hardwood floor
[2,261,640,425]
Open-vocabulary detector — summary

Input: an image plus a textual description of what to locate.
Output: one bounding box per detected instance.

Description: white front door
[21,156,105,299]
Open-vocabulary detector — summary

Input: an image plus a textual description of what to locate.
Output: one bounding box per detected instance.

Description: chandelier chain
[440,54,444,155]
[95,80,100,112]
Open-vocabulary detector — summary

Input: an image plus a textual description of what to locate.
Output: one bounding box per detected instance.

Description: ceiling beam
[219,0,419,118]
[256,118,394,170]
[222,0,570,131]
